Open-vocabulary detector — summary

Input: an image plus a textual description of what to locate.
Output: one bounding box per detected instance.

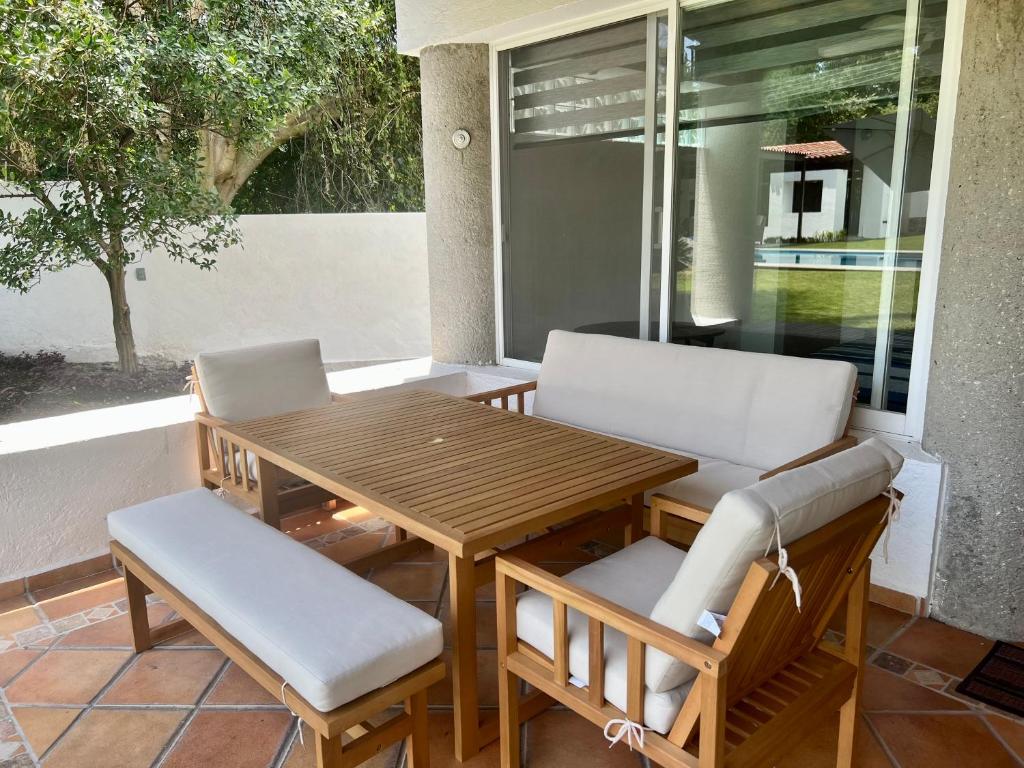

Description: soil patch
[0,351,190,425]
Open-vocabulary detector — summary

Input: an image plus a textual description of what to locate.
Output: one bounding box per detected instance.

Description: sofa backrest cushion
[196,339,332,422]
[645,437,903,692]
[531,331,857,470]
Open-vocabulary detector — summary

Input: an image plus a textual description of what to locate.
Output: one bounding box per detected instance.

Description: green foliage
[0,0,415,369]
[0,0,243,289]
[233,0,423,214]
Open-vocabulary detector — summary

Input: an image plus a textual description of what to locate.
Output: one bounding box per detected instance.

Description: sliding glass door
[499,0,949,419]
[499,15,667,361]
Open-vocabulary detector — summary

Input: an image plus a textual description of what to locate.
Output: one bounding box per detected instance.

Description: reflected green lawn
[674,267,920,332]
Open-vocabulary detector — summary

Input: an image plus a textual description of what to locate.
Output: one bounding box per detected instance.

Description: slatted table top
[220,389,697,556]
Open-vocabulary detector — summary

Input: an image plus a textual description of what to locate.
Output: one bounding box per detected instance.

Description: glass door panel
[669,0,946,412]
[500,15,667,362]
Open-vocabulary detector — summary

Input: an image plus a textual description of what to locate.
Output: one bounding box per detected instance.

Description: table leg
[449,553,480,761]
[626,492,646,545]
[256,456,281,529]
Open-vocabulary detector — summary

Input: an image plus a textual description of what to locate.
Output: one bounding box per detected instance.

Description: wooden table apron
[217,389,697,761]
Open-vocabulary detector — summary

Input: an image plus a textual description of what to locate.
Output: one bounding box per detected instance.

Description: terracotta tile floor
[0,507,1021,768]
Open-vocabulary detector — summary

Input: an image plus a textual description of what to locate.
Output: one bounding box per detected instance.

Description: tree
[233,1,424,215]
[0,0,396,373]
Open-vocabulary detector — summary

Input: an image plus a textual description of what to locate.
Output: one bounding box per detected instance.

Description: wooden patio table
[217,388,697,761]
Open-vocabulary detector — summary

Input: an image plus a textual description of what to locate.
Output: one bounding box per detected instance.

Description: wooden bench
[109,489,444,768]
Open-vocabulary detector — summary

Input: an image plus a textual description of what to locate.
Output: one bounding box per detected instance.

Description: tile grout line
[980,715,1024,767]
[36,648,139,764]
[0,637,66,767]
[0,683,37,766]
[150,656,231,768]
[862,712,903,768]
[269,719,299,768]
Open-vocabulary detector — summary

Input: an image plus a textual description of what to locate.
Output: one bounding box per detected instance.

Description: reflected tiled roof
[761,140,850,158]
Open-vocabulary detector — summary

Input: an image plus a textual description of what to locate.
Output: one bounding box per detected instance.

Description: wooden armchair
[190,339,348,529]
[495,441,902,768]
[192,368,346,527]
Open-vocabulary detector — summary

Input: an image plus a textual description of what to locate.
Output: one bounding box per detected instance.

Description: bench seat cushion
[516,537,693,733]
[108,489,442,713]
[648,455,761,510]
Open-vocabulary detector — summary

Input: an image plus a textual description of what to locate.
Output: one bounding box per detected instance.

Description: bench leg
[124,568,153,653]
[315,732,342,768]
[405,689,430,768]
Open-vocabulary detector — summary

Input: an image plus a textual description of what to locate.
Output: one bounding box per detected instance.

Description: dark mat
[956,641,1024,717]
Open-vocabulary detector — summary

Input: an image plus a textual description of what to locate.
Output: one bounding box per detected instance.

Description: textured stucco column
[419,44,496,364]
[923,0,1024,639]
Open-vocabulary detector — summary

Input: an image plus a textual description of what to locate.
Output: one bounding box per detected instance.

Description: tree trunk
[105,267,139,374]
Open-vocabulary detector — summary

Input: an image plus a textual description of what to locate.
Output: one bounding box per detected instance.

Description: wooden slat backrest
[670,493,889,745]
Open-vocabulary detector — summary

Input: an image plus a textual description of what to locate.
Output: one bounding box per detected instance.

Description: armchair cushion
[196,339,332,423]
[515,537,693,733]
[645,437,904,693]
[532,330,856,471]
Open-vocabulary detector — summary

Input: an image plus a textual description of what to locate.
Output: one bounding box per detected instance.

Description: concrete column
[923,0,1024,639]
[419,44,496,364]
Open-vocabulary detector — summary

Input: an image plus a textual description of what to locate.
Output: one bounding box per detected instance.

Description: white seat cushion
[532,330,857,471]
[516,537,693,733]
[645,437,904,693]
[108,489,442,713]
[648,455,762,509]
[196,339,332,423]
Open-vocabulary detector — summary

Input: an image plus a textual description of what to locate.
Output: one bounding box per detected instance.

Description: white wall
[764,169,848,241]
[0,213,431,364]
[0,362,531,582]
[396,0,650,53]
[862,436,944,600]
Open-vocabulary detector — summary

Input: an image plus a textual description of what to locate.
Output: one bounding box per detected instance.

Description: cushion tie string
[765,503,802,612]
[603,718,651,751]
[280,681,305,747]
[880,473,902,562]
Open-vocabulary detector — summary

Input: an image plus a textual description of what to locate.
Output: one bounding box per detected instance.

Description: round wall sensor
[452,129,471,150]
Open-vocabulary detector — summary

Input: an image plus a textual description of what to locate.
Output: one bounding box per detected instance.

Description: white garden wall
[0,213,431,364]
[0,361,531,583]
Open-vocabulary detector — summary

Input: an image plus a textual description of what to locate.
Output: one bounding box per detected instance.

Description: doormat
[956,641,1024,718]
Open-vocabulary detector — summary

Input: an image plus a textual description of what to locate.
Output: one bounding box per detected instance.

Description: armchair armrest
[495,554,724,674]
[758,434,858,481]
[650,493,712,526]
[194,411,229,429]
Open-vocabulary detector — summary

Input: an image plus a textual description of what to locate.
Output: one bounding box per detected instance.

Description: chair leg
[498,667,521,768]
[836,562,870,768]
[124,568,152,653]
[405,689,430,768]
[315,732,343,768]
[497,570,521,768]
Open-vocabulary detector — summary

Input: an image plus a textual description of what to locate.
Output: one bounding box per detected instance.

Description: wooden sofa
[473,330,859,538]
[109,488,444,768]
[495,438,904,768]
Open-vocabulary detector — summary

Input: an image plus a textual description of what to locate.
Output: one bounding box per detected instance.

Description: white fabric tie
[603,718,651,751]
[281,681,305,746]
[765,503,802,612]
[880,475,902,562]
